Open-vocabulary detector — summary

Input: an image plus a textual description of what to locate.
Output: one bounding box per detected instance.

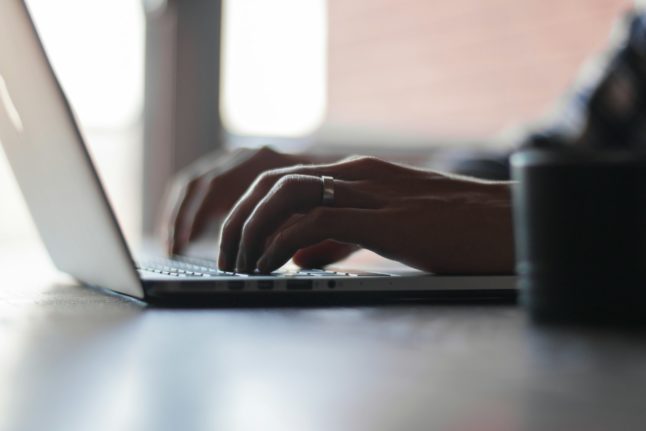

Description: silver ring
[321,175,335,206]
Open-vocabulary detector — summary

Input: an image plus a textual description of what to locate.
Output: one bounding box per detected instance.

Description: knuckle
[255,170,279,189]
[257,145,277,156]
[182,175,208,197]
[205,173,222,188]
[175,175,197,193]
[356,156,382,167]
[340,155,383,170]
[174,163,207,185]
[269,174,306,202]
[273,174,303,193]
[271,174,302,199]
[261,175,299,210]
[171,169,195,187]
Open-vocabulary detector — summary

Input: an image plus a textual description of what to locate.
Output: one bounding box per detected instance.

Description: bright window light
[25,0,144,129]
[0,0,145,243]
[221,0,327,137]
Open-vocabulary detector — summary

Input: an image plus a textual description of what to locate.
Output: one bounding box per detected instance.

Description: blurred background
[0,0,632,248]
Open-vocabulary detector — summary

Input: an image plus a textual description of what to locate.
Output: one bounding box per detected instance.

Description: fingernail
[257,255,269,273]
[218,254,228,271]
[236,250,247,273]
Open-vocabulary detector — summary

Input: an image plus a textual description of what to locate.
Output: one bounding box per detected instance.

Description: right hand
[162,146,358,267]
[217,156,514,274]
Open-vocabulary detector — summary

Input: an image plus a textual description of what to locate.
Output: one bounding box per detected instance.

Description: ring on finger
[321,175,335,206]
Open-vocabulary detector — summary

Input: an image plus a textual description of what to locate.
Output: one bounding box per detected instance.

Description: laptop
[0,0,515,305]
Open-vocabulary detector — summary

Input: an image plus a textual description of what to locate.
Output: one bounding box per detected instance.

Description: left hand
[160,146,307,255]
[218,156,515,274]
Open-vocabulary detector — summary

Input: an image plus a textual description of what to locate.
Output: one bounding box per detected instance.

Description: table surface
[1,242,645,431]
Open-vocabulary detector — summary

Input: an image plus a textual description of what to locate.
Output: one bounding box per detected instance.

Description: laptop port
[286,280,312,290]
[257,280,273,290]
[227,281,244,290]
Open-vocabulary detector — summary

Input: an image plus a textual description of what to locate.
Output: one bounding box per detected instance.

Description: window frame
[142,0,224,233]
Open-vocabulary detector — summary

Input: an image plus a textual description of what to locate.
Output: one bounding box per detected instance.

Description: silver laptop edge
[0,0,143,298]
[0,0,516,302]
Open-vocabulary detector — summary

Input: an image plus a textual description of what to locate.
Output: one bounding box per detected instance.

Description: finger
[235,175,380,272]
[217,157,390,270]
[232,173,319,272]
[217,169,316,267]
[185,177,224,242]
[164,150,245,254]
[257,212,358,270]
[181,148,291,246]
[218,173,277,271]
[256,207,378,273]
[167,178,205,255]
[186,157,288,242]
[292,240,360,268]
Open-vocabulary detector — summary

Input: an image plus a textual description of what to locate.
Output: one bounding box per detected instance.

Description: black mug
[511,147,646,324]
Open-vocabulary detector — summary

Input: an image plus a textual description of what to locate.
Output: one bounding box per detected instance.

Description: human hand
[219,156,515,274]
[163,146,303,255]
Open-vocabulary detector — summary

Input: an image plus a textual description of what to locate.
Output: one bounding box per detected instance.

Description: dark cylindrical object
[511,147,646,324]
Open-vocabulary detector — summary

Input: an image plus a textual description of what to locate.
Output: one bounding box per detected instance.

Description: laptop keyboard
[137,256,354,278]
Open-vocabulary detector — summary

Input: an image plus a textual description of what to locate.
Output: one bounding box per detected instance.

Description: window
[0,0,145,243]
[324,0,632,145]
[220,0,632,147]
[1,0,633,244]
[221,0,327,138]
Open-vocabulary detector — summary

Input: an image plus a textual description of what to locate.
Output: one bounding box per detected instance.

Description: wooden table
[1,242,645,431]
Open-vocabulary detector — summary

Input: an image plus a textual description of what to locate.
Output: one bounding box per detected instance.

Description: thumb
[292,240,360,268]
